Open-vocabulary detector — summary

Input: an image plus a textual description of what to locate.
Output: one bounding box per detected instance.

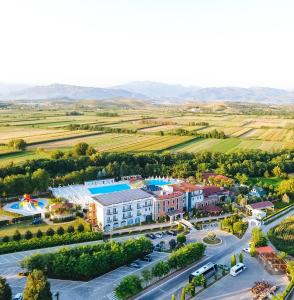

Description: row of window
[106,201,152,215]
[105,217,141,229]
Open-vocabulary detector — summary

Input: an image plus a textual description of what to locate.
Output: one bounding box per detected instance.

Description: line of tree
[0,149,293,197]
[21,237,153,280]
[0,231,102,255]
[115,242,206,300]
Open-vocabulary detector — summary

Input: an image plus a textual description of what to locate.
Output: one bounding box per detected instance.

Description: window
[157,203,160,213]
[107,209,111,215]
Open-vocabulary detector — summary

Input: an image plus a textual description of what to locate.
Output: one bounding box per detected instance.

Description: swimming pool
[88,183,131,195]
[147,179,171,186]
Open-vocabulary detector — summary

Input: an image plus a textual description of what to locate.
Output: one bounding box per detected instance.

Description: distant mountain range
[0,81,293,104]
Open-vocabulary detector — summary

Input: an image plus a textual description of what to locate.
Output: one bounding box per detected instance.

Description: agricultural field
[0,106,292,165]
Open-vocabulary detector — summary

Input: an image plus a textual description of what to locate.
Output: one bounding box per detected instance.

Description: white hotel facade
[93,189,155,231]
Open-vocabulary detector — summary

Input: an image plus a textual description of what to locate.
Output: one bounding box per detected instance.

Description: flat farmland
[174,137,291,153]
[139,124,181,132]
[108,135,195,152]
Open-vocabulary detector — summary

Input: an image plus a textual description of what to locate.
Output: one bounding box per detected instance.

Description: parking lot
[196,248,288,300]
[0,228,235,300]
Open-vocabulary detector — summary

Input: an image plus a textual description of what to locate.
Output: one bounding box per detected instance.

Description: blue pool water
[147,179,171,186]
[10,199,46,210]
[88,184,131,195]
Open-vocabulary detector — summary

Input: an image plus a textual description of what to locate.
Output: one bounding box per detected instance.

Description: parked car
[141,255,152,262]
[13,294,23,300]
[218,264,230,271]
[166,230,174,236]
[154,243,162,252]
[155,232,163,238]
[243,247,250,253]
[17,272,29,277]
[127,262,141,268]
[145,233,156,239]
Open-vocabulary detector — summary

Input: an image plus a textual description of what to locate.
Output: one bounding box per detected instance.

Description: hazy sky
[0,0,294,88]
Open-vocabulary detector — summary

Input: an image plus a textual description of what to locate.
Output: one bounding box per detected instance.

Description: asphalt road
[135,209,294,300]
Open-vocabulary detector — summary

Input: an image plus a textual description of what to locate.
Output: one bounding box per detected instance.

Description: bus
[189,262,218,282]
[230,263,246,276]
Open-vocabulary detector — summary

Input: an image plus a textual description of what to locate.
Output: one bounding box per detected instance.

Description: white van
[13,293,23,300]
[230,263,246,276]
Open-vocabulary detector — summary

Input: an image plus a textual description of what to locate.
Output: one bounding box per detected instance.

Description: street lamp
[54,292,60,300]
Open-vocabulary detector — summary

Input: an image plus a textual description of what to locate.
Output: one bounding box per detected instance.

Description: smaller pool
[88,183,131,195]
[147,179,171,186]
[10,199,46,210]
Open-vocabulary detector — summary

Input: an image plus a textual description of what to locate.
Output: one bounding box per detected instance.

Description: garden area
[21,237,153,280]
[114,242,206,300]
[220,214,248,238]
[267,216,294,256]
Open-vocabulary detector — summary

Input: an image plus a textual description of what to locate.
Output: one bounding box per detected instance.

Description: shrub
[231,254,236,267]
[13,230,21,241]
[24,230,33,240]
[56,227,65,235]
[77,224,84,232]
[176,233,187,245]
[21,237,152,280]
[67,225,75,233]
[168,243,206,269]
[115,275,142,300]
[46,228,55,237]
[0,276,12,300]
[0,232,103,255]
[36,230,43,238]
[2,236,9,243]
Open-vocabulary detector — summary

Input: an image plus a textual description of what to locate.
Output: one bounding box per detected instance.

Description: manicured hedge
[21,237,153,280]
[0,231,103,254]
[168,242,206,269]
[263,203,294,225]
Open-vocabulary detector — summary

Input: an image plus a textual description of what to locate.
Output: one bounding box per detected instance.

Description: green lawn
[250,177,283,187]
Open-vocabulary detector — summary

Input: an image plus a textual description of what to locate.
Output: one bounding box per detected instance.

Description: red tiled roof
[255,246,274,254]
[202,185,223,196]
[157,191,183,200]
[171,182,203,192]
[249,201,274,210]
[202,172,230,181]
[202,205,222,213]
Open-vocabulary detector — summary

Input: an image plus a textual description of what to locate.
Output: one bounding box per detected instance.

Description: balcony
[122,207,133,212]
[106,212,112,216]
[143,203,152,207]
[113,210,118,214]
[123,214,133,219]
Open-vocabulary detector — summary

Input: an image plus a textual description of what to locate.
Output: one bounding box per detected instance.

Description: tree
[272,166,282,177]
[115,275,142,300]
[31,168,50,192]
[171,295,176,300]
[13,230,21,241]
[177,233,186,245]
[251,228,267,247]
[23,269,52,300]
[25,230,33,240]
[239,252,243,263]
[250,243,256,257]
[56,226,65,235]
[278,178,294,195]
[46,228,55,236]
[177,223,184,232]
[231,254,237,267]
[152,261,170,278]
[233,222,244,235]
[169,239,177,250]
[50,150,64,159]
[282,193,290,204]
[86,146,97,156]
[0,276,12,300]
[185,282,196,297]
[77,224,85,232]
[141,269,152,286]
[180,288,185,300]
[36,230,43,238]
[73,142,89,156]
[8,138,27,150]
[277,251,287,260]
[67,225,75,233]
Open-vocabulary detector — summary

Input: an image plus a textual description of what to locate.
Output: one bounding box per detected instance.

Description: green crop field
[0,105,292,165]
